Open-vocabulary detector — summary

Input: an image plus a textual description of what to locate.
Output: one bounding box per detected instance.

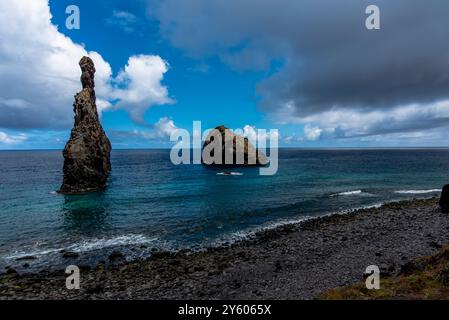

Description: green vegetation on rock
[321,245,449,300]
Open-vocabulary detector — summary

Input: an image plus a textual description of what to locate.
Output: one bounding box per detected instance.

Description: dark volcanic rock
[62,251,79,259]
[440,184,449,213]
[108,251,124,260]
[15,256,36,261]
[202,125,267,166]
[59,56,111,194]
[5,267,17,275]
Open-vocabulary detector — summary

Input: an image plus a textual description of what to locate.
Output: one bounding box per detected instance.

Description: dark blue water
[0,149,448,272]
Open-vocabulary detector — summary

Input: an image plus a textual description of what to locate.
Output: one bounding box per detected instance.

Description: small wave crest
[216,172,243,176]
[331,190,364,197]
[394,189,441,194]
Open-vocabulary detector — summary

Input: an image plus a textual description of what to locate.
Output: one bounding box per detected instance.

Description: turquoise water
[0,149,448,272]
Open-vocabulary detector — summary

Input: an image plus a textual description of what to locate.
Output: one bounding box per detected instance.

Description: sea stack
[59,57,111,194]
[440,184,449,213]
[202,125,268,166]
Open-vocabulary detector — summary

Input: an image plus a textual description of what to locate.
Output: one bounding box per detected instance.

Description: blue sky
[1,0,449,149]
[50,0,265,129]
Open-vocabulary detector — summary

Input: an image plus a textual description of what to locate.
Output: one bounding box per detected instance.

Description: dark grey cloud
[151,0,449,138]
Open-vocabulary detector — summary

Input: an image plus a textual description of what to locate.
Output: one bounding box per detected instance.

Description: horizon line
[2,146,449,152]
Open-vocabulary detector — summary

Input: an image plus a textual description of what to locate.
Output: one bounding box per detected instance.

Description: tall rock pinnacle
[59,56,112,194]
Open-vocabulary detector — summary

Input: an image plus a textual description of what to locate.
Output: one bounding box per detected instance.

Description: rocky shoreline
[1,197,448,300]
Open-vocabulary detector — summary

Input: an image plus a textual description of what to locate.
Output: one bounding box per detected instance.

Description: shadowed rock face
[59,56,111,194]
[202,125,268,166]
[440,184,449,213]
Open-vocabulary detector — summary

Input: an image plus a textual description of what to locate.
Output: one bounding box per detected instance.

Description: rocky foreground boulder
[59,56,111,194]
[202,125,267,166]
[440,184,449,213]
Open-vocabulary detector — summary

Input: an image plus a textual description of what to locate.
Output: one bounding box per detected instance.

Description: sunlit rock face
[202,125,268,166]
[59,57,111,194]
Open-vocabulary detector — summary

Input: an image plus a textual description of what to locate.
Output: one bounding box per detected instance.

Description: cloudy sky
[1,0,449,149]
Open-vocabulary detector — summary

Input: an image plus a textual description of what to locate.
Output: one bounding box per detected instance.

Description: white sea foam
[216,172,243,176]
[331,190,365,197]
[4,234,157,260]
[394,189,441,194]
[66,234,157,252]
[5,248,62,259]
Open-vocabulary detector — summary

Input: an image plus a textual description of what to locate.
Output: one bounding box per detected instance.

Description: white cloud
[274,99,449,142]
[106,10,138,33]
[112,55,174,125]
[283,135,295,144]
[114,11,136,21]
[116,117,179,141]
[152,117,178,138]
[0,0,172,130]
[242,125,279,142]
[0,131,27,145]
[291,100,449,138]
[303,125,322,141]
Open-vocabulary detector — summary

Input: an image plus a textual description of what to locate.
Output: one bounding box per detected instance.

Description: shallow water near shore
[0,148,448,272]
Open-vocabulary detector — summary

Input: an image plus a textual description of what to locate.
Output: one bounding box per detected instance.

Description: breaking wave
[330,190,369,197]
[4,234,157,260]
[394,189,441,194]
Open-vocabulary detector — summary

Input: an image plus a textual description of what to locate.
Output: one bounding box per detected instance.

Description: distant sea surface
[0,149,448,272]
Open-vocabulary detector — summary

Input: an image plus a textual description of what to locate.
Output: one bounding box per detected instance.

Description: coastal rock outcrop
[202,125,268,166]
[59,56,111,194]
[440,184,449,213]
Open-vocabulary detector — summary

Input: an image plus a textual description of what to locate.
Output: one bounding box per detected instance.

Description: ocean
[0,148,448,272]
